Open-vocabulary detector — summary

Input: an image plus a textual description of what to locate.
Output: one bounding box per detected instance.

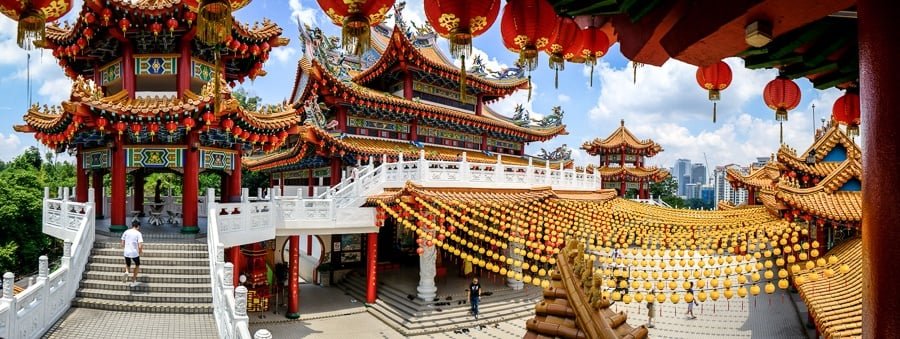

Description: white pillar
[507,242,524,290]
[254,330,273,339]
[416,238,437,301]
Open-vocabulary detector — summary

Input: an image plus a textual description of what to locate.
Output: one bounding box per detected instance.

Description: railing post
[254,329,273,339]
[38,255,49,328]
[495,154,503,183]
[241,188,249,203]
[380,154,389,183]
[44,187,50,200]
[545,161,551,183]
[257,188,263,200]
[527,157,534,184]
[460,152,469,182]
[418,149,427,182]
[235,285,248,317]
[2,271,15,337]
[223,262,234,290]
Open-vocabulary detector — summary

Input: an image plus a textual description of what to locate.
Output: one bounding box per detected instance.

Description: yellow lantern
[656,293,666,304]
[668,281,678,290]
[634,292,645,303]
[737,274,747,284]
[824,268,835,278]
[724,289,734,299]
[710,290,720,301]
[623,294,633,304]
[805,261,815,270]
[751,272,761,282]
[612,291,622,301]
[750,285,760,296]
[643,281,652,290]
[724,279,733,289]
[738,286,748,298]
[710,279,720,288]
[795,274,807,285]
[764,270,774,280]
[656,281,665,291]
[791,264,801,274]
[828,255,839,265]
[778,279,789,289]
[670,293,680,304]
[839,264,850,274]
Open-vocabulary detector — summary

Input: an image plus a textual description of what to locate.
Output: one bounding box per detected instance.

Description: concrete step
[89,256,208,266]
[76,288,213,304]
[86,262,209,275]
[72,297,213,314]
[93,242,208,251]
[91,247,209,258]
[80,279,211,293]
[84,271,210,284]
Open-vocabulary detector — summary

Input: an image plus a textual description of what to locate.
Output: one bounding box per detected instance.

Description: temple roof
[773,160,862,222]
[581,120,662,156]
[243,124,573,172]
[596,166,670,181]
[294,58,566,141]
[726,162,780,190]
[796,238,861,338]
[777,123,861,176]
[353,26,529,98]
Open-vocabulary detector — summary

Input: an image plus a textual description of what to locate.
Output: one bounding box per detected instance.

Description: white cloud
[487,80,538,118]
[289,0,318,26]
[557,94,571,103]
[38,78,73,104]
[0,133,23,162]
[270,47,297,64]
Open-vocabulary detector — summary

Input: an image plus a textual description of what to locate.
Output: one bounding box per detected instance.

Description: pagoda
[14,0,290,234]
[243,21,572,189]
[581,120,668,198]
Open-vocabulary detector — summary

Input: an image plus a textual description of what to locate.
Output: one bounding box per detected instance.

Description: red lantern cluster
[545,18,583,88]
[499,0,556,72]
[695,61,733,122]
[763,76,801,122]
[832,89,860,137]
[578,27,611,87]
[316,0,395,55]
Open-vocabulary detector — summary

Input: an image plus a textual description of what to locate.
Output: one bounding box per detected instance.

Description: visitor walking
[467,277,482,319]
[122,220,144,287]
[686,282,697,319]
[647,289,656,328]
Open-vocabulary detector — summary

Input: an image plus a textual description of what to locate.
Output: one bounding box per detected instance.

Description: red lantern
[277,130,288,141]
[545,17,583,88]
[240,131,251,140]
[76,37,87,49]
[248,134,260,143]
[166,121,178,133]
[167,17,179,34]
[232,126,243,138]
[101,8,113,26]
[119,18,130,33]
[130,123,142,134]
[150,22,162,36]
[202,112,215,126]
[83,27,94,41]
[316,0,395,55]
[499,0,556,71]
[0,0,75,49]
[220,118,234,132]
[239,42,248,55]
[763,76,801,122]
[95,116,108,131]
[696,60,733,122]
[269,135,280,145]
[183,116,196,131]
[250,44,260,56]
[260,41,270,52]
[425,0,501,96]
[832,90,861,137]
[84,12,96,24]
[579,27,611,87]
[114,121,127,135]
[184,11,196,26]
[148,122,160,136]
[228,38,240,51]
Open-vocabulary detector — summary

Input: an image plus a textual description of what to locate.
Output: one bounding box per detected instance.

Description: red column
[75,148,88,202]
[279,172,285,194]
[475,94,484,116]
[133,171,145,215]
[330,158,342,187]
[410,118,418,141]
[122,42,135,99]
[110,144,126,232]
[177,40,191,97]
[403,73,413,100]
[230,247,243,287]
[307,169,314,197]
[481,133,488,151]
[182,131,200,233]
[228,147,242,202]
[306,235,313,255]
[639,179,645,199]
[620,180,626,197]
[219,173,228,203]
[859,2,900,336]
[287,235,300,318]
[747,187,756,205]
[93,171,104,218]
[366,232,378,303]
[336,106,347,133]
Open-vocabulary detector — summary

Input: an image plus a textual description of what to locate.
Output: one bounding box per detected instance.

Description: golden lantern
[778,279,789,289]
[824,268,835,278]
[724,289,734,299]
[634,293,645,303]
[839,264,850,274]
[656,293,666,304]
[737,286,748,298]
[764,270,774,280]
[710,290,720,301]
[723,279,733,289]
[738,274,748,284]
[751,272,761,282]
[670,293,680,304]
[808,271,820,281]
[828,255,839,265]
[622,294,633,304]
[750,285,760,296]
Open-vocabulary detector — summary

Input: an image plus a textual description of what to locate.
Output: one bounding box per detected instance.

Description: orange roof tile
[796,238,861,339]
[596,166,669,180]
[774,160,862,221]
[581,120,662,155]
[726,162,780,190]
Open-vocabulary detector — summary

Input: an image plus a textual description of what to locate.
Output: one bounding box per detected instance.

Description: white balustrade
[2,188,95,339]
[208,190,276,248]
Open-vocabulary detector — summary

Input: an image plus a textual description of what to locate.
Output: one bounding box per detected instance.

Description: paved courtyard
[42,308,217,339]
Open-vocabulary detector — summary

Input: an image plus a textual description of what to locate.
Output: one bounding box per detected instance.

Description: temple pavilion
[581,120,668,198]
[13,0,293,234]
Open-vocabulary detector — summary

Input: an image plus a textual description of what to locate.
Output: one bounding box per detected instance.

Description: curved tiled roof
[796,238,861,339]
[300,59,566,141]
[773,160,862,221]
[726,163,780,190]
[581,120,662,156]
[353,26,529,93]
[596,166,669,180]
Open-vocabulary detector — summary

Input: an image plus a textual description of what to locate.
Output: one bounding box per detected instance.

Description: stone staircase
[72,241,213,314]
[338,272,541,336]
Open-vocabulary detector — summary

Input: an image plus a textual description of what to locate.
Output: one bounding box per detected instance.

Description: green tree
[232,88,261,111]
[0,156,60,275]
[649,177,678,199]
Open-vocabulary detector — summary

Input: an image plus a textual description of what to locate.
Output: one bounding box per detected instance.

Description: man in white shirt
[122,220,144,287]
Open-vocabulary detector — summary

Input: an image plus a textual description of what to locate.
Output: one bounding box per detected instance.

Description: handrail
[1,187,95,339]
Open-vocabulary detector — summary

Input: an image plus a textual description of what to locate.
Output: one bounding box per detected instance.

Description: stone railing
[207,189,276,248]
[206,195,252,339]
[1,188,95,339]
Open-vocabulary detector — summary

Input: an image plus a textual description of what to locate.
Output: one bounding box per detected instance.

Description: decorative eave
[726,163,780,190]
[773,160,862,221]
[308,60,567,141]
[352,26,529,96]
[581,120,662,156]
[777,124,861,176]
[597,166,669,181]
[796,238,861,338]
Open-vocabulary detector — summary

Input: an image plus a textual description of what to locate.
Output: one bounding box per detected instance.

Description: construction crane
[703,152,711,185]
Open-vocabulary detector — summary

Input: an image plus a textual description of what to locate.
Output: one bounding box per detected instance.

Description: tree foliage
[649,176,687,208]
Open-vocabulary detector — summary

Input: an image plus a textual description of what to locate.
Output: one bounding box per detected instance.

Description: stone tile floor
[42,307,217,339]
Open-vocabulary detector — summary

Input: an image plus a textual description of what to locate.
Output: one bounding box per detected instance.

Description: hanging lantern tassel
[342,14,370,56]
[780,121,784,144]
[712,102,717,123]
[197,0,233,45]
[214,50,222,114]
[527,75,532,101]
[708,89,721,123]
[775,108,789,122]
[590,61,595,87]
[18,9,46,50]
[460,54,467,102]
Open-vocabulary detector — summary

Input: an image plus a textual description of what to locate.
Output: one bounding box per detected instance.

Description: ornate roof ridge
[776,158,861,195]
[581,120,662,154]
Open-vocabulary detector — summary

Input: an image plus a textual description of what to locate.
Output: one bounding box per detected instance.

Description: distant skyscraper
[674,159,692,196]
[685,183,702,200]
[713,165,749,206]
[691,163,707,185]
[701,185,715,206]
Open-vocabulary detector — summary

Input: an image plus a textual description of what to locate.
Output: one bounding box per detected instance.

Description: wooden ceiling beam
[611,0,685,66]
[658,0,855,66]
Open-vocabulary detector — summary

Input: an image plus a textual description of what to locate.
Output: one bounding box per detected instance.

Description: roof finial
[620,119,624,127]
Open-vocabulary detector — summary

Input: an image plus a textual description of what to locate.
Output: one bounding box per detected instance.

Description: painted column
[109,143,126,232]
[330,158,342,187]
[475,94,484,116]
[507,241,524,290]
[230,247,243,288]
[228,146,242,202]
[177,40,191,97]
[219,173,229,203]
[747,187,756,205]
[859,1,900,336]
[403,72,413,100]
[307,169,314,197]
[410,118,418,141]
[306,235,313,256]
[122,42,135,99]
[75,148,88,202]
[639,179,645,199]
[279,172,285,196]
[366,232,378,303]
[336,106,347,133]
[481,133,488,151]
[286,235,300,319]
[416,231,437,301]
[93,171,104,218]
[133,171,145,216]
[182,131,200,233]
[620,179,626,197]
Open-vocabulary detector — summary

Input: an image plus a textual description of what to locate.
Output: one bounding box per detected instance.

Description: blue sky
[0,0,848,172]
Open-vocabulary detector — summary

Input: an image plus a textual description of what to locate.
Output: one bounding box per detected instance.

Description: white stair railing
[1,188,95,339]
